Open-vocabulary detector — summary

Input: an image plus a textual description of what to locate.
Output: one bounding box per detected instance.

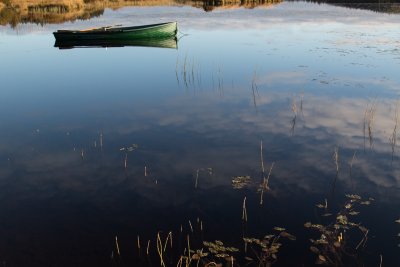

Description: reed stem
[146,240,150,255]
[242,196,248,222]
[137,235,141,254]
[156,232,166,267]
[163,231,173,252]
[189,220,193,233]
[187,235,192,266]
[260,162,274,205]
[333,146,339,174]
[115,236,120,256]
[195,169,199,189]
[260,140,265,176]
[100,131,103,151]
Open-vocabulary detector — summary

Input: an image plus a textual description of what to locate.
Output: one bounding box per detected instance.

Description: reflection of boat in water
[54,36,178,49]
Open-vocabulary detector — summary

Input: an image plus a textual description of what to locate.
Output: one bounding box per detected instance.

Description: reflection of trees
[193,0,282,12]
[0,6,19,28]
[0,0,109,27]
[0,0,283,27]
[1,0,399,27]
[288,0,400,14]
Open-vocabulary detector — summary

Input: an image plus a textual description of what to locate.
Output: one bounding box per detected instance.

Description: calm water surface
[0,2,400,266]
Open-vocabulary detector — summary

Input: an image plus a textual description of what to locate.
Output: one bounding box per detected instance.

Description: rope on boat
[177,28,189,38]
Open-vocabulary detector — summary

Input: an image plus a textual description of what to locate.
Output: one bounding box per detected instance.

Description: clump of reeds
[195,169,199,189]
[202,240,239,263]
[348,151,357,190]
[260,140,265,175]
[304,194,373,265]
[146,240,151,255]
[176,54,203,90]
[300,90,304,116]
[137,235,141,255]
[176,56,180,85]
[217,65,224,95]
[389,101,399,163]
[330,146,340,195]
[156,231,170,267]
[99,131,103,151]
[251,70,260,112]
[111,235,122,264]
[396,218,400,248]
[363,102,377,150]
[115,236,121,256]
[243,227,296,266]
[194,168,213,189]
[291,94,297,117]
[259,140,274,205]
[290,95,298,135]
[259,162,274,205]
[333,146,339,175]
[119,144,138,169]
[349,151,356,177]
[183,53,188,88]
[242,196,248,222]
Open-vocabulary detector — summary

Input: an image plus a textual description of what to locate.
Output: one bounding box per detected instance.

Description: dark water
[0,2,400,267]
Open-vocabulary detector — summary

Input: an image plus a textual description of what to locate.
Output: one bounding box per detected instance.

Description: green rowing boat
[53,22,177,41]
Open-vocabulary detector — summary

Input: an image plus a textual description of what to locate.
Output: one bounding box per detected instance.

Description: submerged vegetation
[305,194,373,266]
[106,192,376,266]
[96,134,387,266]
[56,77,397,266]
[243,228,296,266]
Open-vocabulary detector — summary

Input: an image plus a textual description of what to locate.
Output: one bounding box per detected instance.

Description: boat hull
[53,22,177,41]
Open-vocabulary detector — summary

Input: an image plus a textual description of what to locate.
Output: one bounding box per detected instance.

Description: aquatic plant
[363,101,377,150]
[258,140,274,204]
[258,162,274,205]
[195,168,213,188]
[304,194,373,266]
[119,143,138,152]
[231,175,251,189]
[389,101,399,163]
[251,70,260,111]
[333,146,339,175]
[396,218,400,247]
[243,227,296,266]
[348,151,357,180]
[242,196,248,222]
[202,240,239,261]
